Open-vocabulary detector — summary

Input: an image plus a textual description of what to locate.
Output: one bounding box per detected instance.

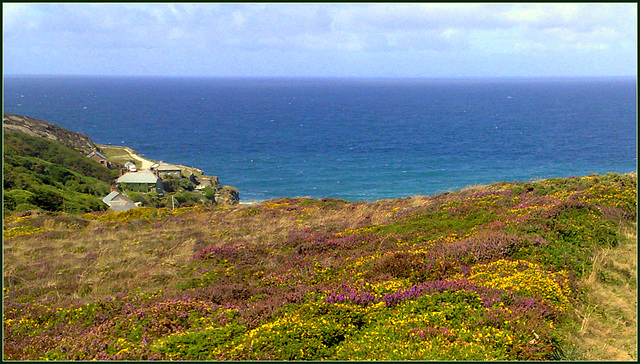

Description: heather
[2,172,636,360]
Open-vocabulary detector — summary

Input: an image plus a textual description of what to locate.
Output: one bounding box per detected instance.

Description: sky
[2,2,637,78]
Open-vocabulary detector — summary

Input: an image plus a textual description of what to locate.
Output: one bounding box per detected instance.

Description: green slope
[3,131,118,214]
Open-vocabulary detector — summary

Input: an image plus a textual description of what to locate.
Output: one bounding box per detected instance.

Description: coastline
[95,143,639,206]
[4,79,635,204]
[239,199,265,205]
[98,143,240,205]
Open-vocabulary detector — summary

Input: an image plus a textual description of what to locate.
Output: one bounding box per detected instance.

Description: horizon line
[3,74,637,81]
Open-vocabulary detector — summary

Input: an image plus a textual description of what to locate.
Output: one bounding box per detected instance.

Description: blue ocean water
[3,76,637,203]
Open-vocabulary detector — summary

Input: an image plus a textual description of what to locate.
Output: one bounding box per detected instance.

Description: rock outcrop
[194,175,220,188]
[216,186,240,205]
[3,113,99,154]
[194,175,239,205]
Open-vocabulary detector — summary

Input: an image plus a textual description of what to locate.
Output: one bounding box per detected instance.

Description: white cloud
[2,3,45,32]
[2,3,636,76]
[4,3,635,52]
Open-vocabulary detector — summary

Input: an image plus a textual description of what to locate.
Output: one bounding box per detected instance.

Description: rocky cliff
[3,113,99,155]
[216,186,240,205]
[193,175,240,205]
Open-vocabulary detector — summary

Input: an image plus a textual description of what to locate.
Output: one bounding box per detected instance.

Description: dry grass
[1,196,418,308]
[3,211,202,305]
[99,145,138,163]
[2,199,415,306]
[564,222,637,361]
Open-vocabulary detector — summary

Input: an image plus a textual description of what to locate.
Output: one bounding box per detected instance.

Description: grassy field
[2,173,636,360]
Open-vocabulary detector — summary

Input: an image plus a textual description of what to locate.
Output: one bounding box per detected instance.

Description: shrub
[3,189,36,211]
[3,132,114,214]
[469,259,572,312]
[127,192,150,206]
[151,320,246,360]
[28,185,63,211]
[2,173,636,361]
[227,302,370,360]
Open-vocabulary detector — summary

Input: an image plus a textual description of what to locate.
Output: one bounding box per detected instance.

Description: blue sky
[2,3,637,78]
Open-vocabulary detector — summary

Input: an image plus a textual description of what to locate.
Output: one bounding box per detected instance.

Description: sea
[3,76,637,203]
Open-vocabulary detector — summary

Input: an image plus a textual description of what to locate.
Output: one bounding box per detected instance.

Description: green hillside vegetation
[2,172,636,360]
[125,187,217,210]
[3,130,234,214]
[3,131,119,215]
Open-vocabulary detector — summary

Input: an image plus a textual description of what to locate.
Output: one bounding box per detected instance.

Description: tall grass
[559,222,637,360]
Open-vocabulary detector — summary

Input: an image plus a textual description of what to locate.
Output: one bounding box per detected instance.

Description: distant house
[102,191,137,212]
[124,161,138,172]
[152,162,182,178]
[87,148,110,167]
[116,170,163,193]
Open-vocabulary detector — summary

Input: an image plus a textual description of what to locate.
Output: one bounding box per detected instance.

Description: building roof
[87,150,107,160]
[154,162,182,171]
[116,170,159,184]
[102,191,122,203]
[101,191,137,212]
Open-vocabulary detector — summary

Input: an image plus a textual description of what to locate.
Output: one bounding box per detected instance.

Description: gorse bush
[2,173,637,360]
[226,302,369,360]
[468,259,572,312]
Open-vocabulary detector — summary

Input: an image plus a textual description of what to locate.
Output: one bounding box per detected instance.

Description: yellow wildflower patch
[469,259,571,311]
[3,226,50,238]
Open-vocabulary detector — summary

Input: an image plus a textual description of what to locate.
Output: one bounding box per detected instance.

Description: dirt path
[122,147,155,170]
[565,223,637,360]
[100,144,204,175]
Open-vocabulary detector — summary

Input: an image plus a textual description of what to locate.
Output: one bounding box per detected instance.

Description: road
[121,147,155,170]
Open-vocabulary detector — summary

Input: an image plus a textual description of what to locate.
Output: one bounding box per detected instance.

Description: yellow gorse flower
[3,226,50,238]
[469,259,571,311]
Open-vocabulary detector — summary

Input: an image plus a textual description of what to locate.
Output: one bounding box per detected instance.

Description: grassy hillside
[3,131,119,215]
[2,173,636,360]
[3,129,236,213]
